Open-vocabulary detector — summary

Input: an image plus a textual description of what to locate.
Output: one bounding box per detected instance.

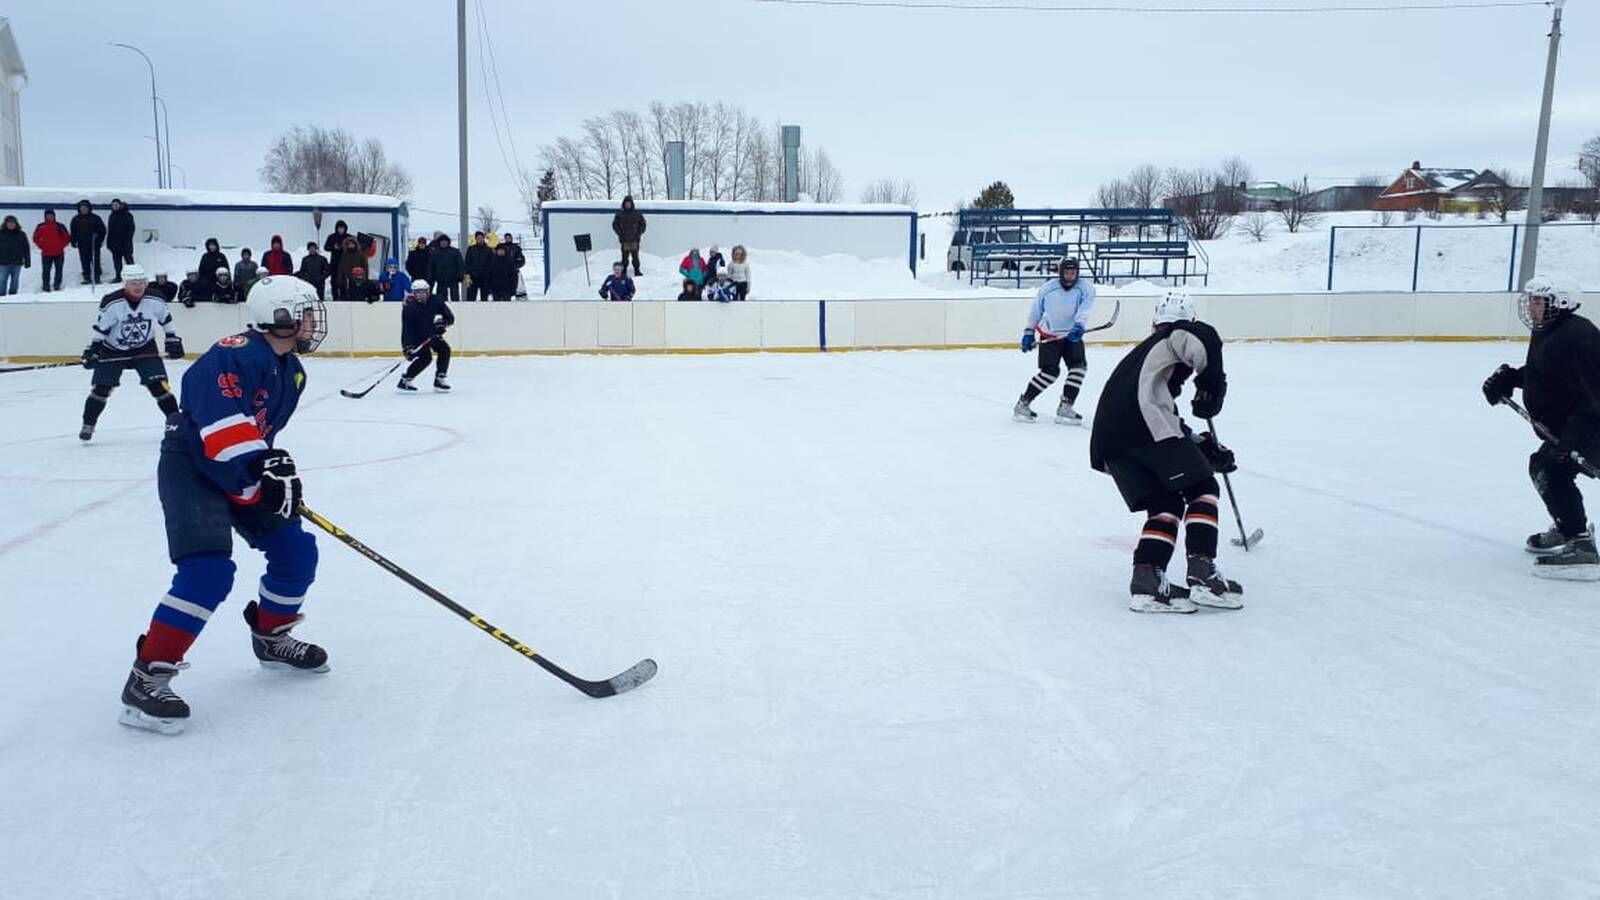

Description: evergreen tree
[972,181,1015,210]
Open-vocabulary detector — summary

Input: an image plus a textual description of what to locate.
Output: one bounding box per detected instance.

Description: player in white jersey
[79,264,186,442]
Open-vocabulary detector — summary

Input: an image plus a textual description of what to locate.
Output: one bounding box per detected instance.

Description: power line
[750,0,1544,13]
[477,0,527,183]
[473,0,519,197]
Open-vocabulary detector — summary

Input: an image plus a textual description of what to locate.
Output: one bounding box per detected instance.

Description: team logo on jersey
[115,313,153,347]
[295,372,305,390]
[217,335,248,348]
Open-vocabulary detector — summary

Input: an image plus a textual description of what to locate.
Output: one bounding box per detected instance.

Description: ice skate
[1186,554,1244,610]
[1013,398,1037,423]
[1526,523,1571,556]
[1129,563,1196,614]
[243,601,330,672]
[433,374,451,392]
[1054,397,1083,426]
[1532,530,1600,581]
[396,376,417,392]
[118,638,190,735]
[78,423,94,442]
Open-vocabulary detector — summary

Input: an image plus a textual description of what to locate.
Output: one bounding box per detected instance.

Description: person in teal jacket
[678,248,706,299]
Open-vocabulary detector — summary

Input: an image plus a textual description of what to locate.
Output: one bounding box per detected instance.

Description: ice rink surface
[2,342,1597,899]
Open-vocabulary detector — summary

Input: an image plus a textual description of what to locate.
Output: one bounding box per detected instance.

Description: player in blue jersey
[1013,257,1097,426]
[119,275,330,735]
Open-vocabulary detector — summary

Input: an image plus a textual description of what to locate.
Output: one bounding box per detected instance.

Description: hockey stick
[1085,297,1121,334]
[299,504,658,698]
[339,339,431,399]
[1207,418,1264,551]
[1499,398,1600,479]
[0,352,162,374]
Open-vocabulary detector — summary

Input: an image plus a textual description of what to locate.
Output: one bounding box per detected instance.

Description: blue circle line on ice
[0,419,465,484]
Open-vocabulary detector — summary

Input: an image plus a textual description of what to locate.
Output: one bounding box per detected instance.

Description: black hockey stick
[1499,398,1600,478]
[1207,418,1264,551]
[1085,298,1121,334]
[299,504,657,698]
[1,352,160,374]
[339,339,431,399]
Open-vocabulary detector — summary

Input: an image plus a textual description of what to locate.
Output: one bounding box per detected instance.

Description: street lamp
[108,42,163,189]
[169,163,188,189]
[155,96,173,189]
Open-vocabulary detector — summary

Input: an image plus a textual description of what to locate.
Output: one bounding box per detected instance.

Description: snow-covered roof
[544,199,915,214]
[0,186,403,209]
[1413,168,1479,192]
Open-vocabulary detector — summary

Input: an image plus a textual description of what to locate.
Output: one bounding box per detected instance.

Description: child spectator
[335,235,364,300]
[487,243,518,301]
[234,248,259,289]
[705,271,737,303]
[32,209,70,292]
[676,278,700,302]
[177,268,201,306]
[599,262,635,302]
[704,244,725,283]
[297,241,330,300]
[150,270,179,302]
[379,257,412,301]
[679,247,706,296]
[262,235,294,275]
[345,266,380,303]
[210,267,238,304]
[0,214,30,295]
[728,245,751,301]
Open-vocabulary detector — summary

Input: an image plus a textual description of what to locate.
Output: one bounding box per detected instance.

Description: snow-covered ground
[3,344,1598,898]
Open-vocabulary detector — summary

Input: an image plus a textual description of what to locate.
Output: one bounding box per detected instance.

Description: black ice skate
[1013,398,1037,423]
[396,376,417,392]
[78,423,94,442]
[433,374,451,392]
[1526,524,1572,556]
[1129,563,1196,614]
[119,638,190,735]
[1186,554,1244,610]
[243,601,330,672]
[1532,530,1600,581]
[1055,397,1083,426]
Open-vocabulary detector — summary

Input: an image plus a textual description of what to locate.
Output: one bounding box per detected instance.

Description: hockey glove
[1197,431,1237,474]
[1482,364,1521,407]
[403,344,420,360]
[1192,386,1225,420]
[81,342,104,369]
[1065,322,1085,343]
[164,335,185,360]
[434,323,448,337]
[1020,330,1036,353]
[251,449,303,522]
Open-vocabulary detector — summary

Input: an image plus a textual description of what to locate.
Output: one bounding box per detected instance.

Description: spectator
[262,235,294,275]
[150,270,179,302]
[612,195,646,276]
[197,238,229,292]
[69,199,106,285]
[32,209,70,292]
[500,231,527,299]
[335,234,365,300]
[106,198,136,281]
[679,247,706,296]
[487,242,518,301]
[405,236,432,280]
[598,261,635,302]
[427,233,465,302]
[705,271,737,303]
[211,267,238,304]
[675,278,700,302]
[379,257,411,301]
[234,248,259,289]
[296,241,330,300]
[463,231,492,302]
[704,244,726,284]
[324,219,352,283]
[729,245,751,301]
[0,214,29,295]
[345,265,380,303]
[177,268,202,306]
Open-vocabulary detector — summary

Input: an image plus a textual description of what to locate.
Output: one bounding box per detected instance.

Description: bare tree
[1243,211,1271,242]
[1354,172,1389,187]
[859,178,918,206]
[582,117,621,199]
[799,146,842,202]
[475,205,500,235]
[1125,163,1164,209]
[260,125,413,198]
[1276,175,1320,233]
[1579,134,1600,222]
[1374,209,1395,226]
[1479,168,1524,223]
[1164,166,1234,240]
[1216,156,1254,214]
[1093,178,1130,237]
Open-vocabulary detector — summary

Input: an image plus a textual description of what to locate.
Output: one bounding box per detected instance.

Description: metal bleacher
[955,208,1209,288]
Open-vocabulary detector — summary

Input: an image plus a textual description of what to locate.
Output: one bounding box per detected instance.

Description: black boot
[1186,554,1244,610]
[1526,524,1567,556]
[243,601,330,672]
[119,637,190,734]
[1533,530,1600,581]
[1129,563,1196,614]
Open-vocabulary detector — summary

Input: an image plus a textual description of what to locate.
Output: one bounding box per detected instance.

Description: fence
[1325,221,1600,292]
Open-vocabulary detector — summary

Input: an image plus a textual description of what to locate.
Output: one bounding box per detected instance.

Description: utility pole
[1517,0,1564,290]
[457,0,469,249]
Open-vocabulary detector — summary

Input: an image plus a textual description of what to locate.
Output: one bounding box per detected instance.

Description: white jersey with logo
[91,291,177,352]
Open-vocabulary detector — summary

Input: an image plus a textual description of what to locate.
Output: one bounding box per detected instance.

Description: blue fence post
[818,300,828,352]
[1507,224,1519,292]
[1411,225,1422,292]
[1326,226,1336,291]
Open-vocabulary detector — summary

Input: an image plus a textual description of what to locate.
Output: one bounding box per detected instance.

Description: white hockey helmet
[409,279,431,297]
[1153,289,1196,325]
[121,263,148,284]
[1518,273,1579,331]
[245,275,328,353]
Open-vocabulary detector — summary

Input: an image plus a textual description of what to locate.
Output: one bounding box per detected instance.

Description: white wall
[542,200,916,294]
[3,293,1581,361]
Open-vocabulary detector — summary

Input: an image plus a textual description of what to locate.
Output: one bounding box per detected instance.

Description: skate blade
[1525,546,1560,556]
[1532,563,1600,582]
[1054,415,1084,426]
[258,659,332,674]
[118,705,185,735]
[1128,595,1197,614]
[1230,528,1265,549]
[1188,588,1244,610]
[1012,413,1037,424]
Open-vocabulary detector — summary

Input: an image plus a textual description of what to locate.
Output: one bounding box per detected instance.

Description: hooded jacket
[405,243,432,279]
[612,197,646,244]
[0,221,30,266]
[70,204,106,247]
[262,237,294,275]
[33,215,71,257]
[107,202,136,251]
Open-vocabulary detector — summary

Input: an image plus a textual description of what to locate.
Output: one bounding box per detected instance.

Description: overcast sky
[7,0,1598,233]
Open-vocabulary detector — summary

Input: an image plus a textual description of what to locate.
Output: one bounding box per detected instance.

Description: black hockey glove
[164,335,185,360]
[251,449,303,522]
[1482,364,1521,407]
[1192,387,1225,420]
[434,323,448,337]
[81,342,104,369]
[1197,431,1237,474]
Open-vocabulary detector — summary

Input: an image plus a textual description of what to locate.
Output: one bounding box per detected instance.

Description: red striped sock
[139,620,198,664]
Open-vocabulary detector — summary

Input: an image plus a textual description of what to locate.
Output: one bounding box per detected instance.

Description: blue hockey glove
[1065,323,1085,343]
[1020,330,1036,353]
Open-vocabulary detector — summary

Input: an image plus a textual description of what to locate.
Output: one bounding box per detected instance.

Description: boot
[1186,554,1244,610]
[1532,530,1600,581]
[243,601,330,672]
[1129,563,1196,614]
[1013,398,1037,423]
[397,376,417,392]
[1526,524,1568,556]
[119,637,190,735]
[1055,396,1083,426]
[79,422,94,442]
[433,374,451,392]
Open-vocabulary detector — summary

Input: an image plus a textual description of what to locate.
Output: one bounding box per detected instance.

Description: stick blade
[569,658,658,698]
[339,388,372,399]
[1231,528,1265,550]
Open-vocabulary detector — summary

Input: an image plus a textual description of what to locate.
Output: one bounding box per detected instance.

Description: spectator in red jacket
[262,235,294,275]
[31,209,71,292]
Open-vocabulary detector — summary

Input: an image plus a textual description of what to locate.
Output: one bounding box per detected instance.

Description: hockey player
[398,278,454,392]
[1089,289,1241,613]
[118,276,330,734]
[1482,274,1600,580]
[1014,257,1096,425]
[79,264,184,442]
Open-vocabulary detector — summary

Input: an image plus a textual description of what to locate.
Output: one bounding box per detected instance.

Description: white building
[0,19,24,186]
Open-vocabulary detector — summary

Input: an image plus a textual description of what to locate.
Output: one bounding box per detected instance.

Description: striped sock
[1184,494,1221,558]
[1134,512,1180,568]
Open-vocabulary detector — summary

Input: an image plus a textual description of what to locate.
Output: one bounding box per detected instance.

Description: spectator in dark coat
[324,220,352,283]
[427,234,465,302]
[32,209,70,292]
[345,265,380,303]
[704,244,726,284]
[612,195,646,276]
[405,236,432,280]
[335,235,365,300]
[197,238,229,291]
[234,248,259,289]
[486,243,518,301]
[178,269,202,306]
[210,267,239,304]
[599,262,635,302]
[296,241,330,300]
[151,270,179,302]
[675,278,701,302]
[106,198,136,280]
[262,235,294,275]
[501,232,527,298]
[0,214,31,295]
[463,231,493,302]
[69,199,106,285]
